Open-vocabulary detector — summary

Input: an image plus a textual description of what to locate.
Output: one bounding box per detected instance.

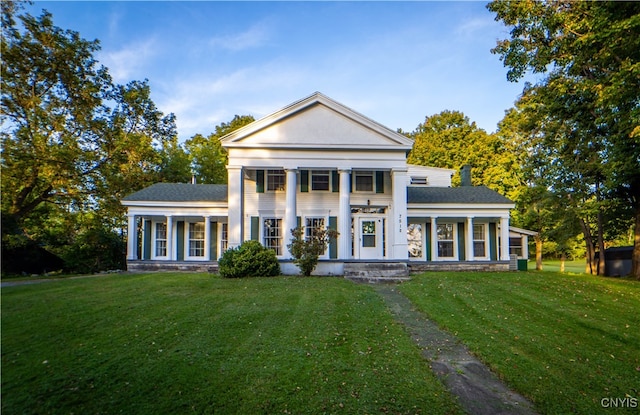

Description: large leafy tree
[1,5,176,271]
[185,115,254,184]
[407,110,523,199]
[489,0,640,277]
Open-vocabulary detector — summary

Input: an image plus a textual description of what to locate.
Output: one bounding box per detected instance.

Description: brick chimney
[460,165,472,186]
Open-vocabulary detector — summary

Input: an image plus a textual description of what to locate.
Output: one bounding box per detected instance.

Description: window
[473,224,486,257]
[311,170,330,191]
[220,223,228,254]
[267,169,285,191]
[188,222,205,257]
[437,223,455,258]
[407,223,423,258]
[354,171,374,192]
[263,218,283,256]
[361,220,377,247]
[410,176,429,185]
[155,222,167,257]
[509,237,523,257]
[305,217,327,255]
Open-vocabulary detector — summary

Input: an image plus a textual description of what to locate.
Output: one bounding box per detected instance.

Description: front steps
[344,262,410,283]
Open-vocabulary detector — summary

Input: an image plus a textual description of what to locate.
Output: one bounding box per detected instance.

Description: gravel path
[375,284,538,415]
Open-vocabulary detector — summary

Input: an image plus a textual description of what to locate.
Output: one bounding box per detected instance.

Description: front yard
[2,271,638,414]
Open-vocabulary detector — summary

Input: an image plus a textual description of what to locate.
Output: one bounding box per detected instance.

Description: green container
[517,259,528,271]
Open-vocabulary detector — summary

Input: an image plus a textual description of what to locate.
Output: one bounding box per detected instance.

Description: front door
[357,217,383,259]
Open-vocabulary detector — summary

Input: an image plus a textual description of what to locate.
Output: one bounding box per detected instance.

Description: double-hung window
[473,224,486,258]
[437,223,455,258]
[263,218,283,256]
[267,169,285,191]
[155,222,167,257]
[188,222,205,257]
[311,170,330,191]
[220,223,228,254]
[354,171,374,192]
[305,217,326,255]
[407,223,423,259]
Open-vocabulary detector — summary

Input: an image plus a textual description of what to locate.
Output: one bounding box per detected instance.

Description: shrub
[218,240,280,278]
[287,226,338,276]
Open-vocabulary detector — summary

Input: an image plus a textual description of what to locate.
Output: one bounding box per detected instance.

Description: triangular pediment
[221,92,413,151]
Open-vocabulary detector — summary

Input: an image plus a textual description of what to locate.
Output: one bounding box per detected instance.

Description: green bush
[218,240,280,278]
[287,226,338,276]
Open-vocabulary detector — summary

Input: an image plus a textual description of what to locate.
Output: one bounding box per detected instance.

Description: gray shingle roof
[407,186,513,204]
[122,183,228,202]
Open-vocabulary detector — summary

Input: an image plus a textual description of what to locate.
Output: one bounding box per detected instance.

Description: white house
[122,92,522,275]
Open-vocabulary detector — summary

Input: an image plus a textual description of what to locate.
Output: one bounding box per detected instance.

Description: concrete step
[344,262,410,283]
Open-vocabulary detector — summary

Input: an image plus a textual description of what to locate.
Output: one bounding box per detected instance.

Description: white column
[500,216,510,261]
[338,169,352,259]
[391,168,408,259]
[227,166,244,249]
[204,216,211,261]
[166,215,174,261]
[466,216,474,261]
[283,168,298,259]
[127,214,138,260]
[431,217,438,261]
[522,235,529,260]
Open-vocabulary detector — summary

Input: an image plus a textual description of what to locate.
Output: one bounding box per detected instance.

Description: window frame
[354,170,374,192]
[407,223,424,260]
[185,221,206,259]
[437,223,457,259]
[153,221,168,259]
[304,216,328,257]
[311,170,331,191]
[220,223,228,257]
[266,169,286,192]
[262,217,283,256]
[473,223,488,259]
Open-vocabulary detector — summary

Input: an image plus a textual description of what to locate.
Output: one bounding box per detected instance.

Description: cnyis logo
[600,397,638,408]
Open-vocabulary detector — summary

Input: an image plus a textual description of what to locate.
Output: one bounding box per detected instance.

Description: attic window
[411,176,429,185]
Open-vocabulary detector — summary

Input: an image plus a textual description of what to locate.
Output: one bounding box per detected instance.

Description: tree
[1,6,176,273]
[407,110,523,199]
[185,115,254,184]
[287,226,339,276]
[488,1,640,277]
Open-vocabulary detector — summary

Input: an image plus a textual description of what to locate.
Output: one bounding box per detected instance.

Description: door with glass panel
[357,217,383,259]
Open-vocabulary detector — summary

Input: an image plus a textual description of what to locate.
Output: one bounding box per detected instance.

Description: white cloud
[99,38,158,83]
[209,21,271,51]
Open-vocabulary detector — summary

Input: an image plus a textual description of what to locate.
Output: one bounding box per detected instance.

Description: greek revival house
[122,92,529,275]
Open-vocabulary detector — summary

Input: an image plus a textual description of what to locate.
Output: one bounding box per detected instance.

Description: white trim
[151,220,169,260]
[472,223,490,260]
[184,221,207,261]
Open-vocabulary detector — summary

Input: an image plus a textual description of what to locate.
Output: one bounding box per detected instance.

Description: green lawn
[1,274,463,415]
[400,272,640,415]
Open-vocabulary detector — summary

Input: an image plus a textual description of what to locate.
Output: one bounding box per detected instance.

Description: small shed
[600,246,633,277]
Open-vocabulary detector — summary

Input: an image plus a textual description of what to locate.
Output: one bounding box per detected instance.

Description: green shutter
[376,171,384,193]
[300,170,309,192]
[332,171,339,192]
[250,217,259,241]
[458,223,465,260]
[256,170,265,193]
[489,223,497,261]
[177,221,185,261]
[210,222,217,260]
[143,220,151,260]
[297,216,302,229]
[329,216,338,259]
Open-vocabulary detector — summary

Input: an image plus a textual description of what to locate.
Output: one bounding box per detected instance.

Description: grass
[400,272,640,415]
[1,273,463,415]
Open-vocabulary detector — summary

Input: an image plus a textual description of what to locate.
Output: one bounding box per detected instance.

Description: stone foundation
[408,261,510,273]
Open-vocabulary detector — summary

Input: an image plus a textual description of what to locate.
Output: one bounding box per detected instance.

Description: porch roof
[407,186,513,204]
[122,183,228,202]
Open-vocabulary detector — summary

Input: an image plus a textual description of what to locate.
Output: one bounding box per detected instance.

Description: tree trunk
[634,206,640,279]
[560,252,566,273]
[535,234,543,270]
[580,218,596,275]
[596,210,606,276]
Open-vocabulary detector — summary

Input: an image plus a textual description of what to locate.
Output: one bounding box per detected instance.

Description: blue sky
[27,1,532,140]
